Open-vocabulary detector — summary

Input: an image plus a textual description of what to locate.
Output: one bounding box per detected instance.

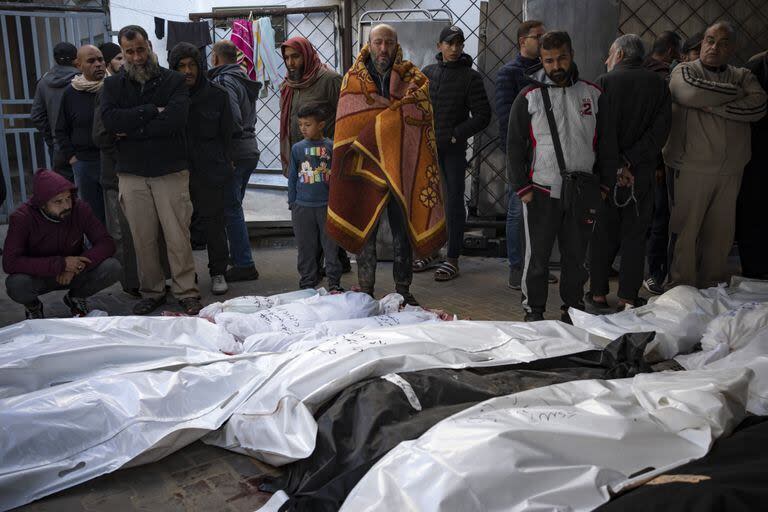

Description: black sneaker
[508,266,522,290]
[25,300,44,320]
[398,290,420,307]
[524,311,544,322]
[63,294,89,317]
[548,273,559,284]
[225,265,260,282]
[643,277,664,295]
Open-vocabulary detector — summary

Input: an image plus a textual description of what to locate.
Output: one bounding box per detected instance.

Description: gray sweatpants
[668,168,742,288]
[6,257,122,307]
[292,204,341,289]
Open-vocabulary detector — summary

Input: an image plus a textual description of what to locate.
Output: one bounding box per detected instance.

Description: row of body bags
[1,277,768,511]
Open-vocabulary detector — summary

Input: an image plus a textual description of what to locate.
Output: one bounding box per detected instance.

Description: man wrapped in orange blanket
[326,24,446,306]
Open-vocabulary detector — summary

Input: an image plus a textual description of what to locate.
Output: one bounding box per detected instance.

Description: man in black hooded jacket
[421,26,491,281]
[169,42,234,296]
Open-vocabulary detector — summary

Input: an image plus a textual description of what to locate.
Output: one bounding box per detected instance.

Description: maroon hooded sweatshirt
[2,170,115,277]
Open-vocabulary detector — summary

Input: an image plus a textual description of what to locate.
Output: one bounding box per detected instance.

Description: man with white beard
[100,25,202,316]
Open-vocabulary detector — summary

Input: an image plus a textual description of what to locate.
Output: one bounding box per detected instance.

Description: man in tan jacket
[663,21,767,289]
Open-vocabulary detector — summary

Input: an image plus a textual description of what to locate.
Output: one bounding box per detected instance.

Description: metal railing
[0,8,109,219]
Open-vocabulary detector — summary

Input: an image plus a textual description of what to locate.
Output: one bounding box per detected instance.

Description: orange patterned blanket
[325,45,446,257]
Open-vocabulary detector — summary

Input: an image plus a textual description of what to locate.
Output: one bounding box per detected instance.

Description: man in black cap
[420,25,491,281]
[100,42,124,76]
[31,42,79,180]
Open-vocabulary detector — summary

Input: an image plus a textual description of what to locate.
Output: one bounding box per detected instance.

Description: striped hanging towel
[254,17,284,90]
[231,19,256,80]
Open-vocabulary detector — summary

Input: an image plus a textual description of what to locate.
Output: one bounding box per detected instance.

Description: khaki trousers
[118,170,199,300]
[668,168,742,289]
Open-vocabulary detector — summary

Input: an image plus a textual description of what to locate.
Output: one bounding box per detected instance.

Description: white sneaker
[211,275,228,295]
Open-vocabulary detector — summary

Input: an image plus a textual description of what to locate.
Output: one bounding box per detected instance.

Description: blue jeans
[225,159,258,268]
[72,159,105,224]
[506,189,523,268]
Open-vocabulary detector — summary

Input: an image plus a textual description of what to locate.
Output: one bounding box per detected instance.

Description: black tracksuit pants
[189,174,230,276]
[646,169,674,283]
[590,181,654,302]
[522,188,592,314]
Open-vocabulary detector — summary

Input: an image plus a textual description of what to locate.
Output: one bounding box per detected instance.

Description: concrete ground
[6,231,641,512]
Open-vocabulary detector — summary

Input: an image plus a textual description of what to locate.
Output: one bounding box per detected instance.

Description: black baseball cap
[53,42,77,65]
[439,25,465,44]
[682,32,703,53]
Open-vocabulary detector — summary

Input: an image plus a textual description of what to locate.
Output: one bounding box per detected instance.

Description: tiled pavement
[6,235,630,512]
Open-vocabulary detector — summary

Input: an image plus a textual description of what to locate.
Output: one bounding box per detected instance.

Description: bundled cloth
[326,45,446,257]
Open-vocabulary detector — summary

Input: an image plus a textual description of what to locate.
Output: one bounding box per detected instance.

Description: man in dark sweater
[736,49,768,279]
[421,25,490,281]
[209,40,262,282]
[55,45,107,224]
[170,42,234,296]
[587,34,671,311]
[643,31,682,76]
[495,20,555,289]
[642,32,682,294]
[3,170,119,318]
[31,42,79,180]
[100,25,202,316]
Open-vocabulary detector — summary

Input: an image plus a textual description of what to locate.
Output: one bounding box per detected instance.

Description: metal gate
[190,6,342,171]
[0,8,109,219]
[352,0,768,219]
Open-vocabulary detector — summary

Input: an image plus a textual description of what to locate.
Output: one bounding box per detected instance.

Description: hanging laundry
[253,16,284,95]
[167,20,212,71]
[154,17,165,40]
[231,19,256,81]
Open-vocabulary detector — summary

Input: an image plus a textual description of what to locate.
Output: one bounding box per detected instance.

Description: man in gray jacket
[209,40,262,282]
[31,42,79,179]
[664,21,767,289]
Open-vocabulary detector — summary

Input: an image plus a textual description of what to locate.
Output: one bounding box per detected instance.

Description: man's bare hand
[157,107,165,113]
[69,156,78,165]
[616,167,635,187]
[520,191,533,204]
[56,271,75,286]
[64,256,92,273]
